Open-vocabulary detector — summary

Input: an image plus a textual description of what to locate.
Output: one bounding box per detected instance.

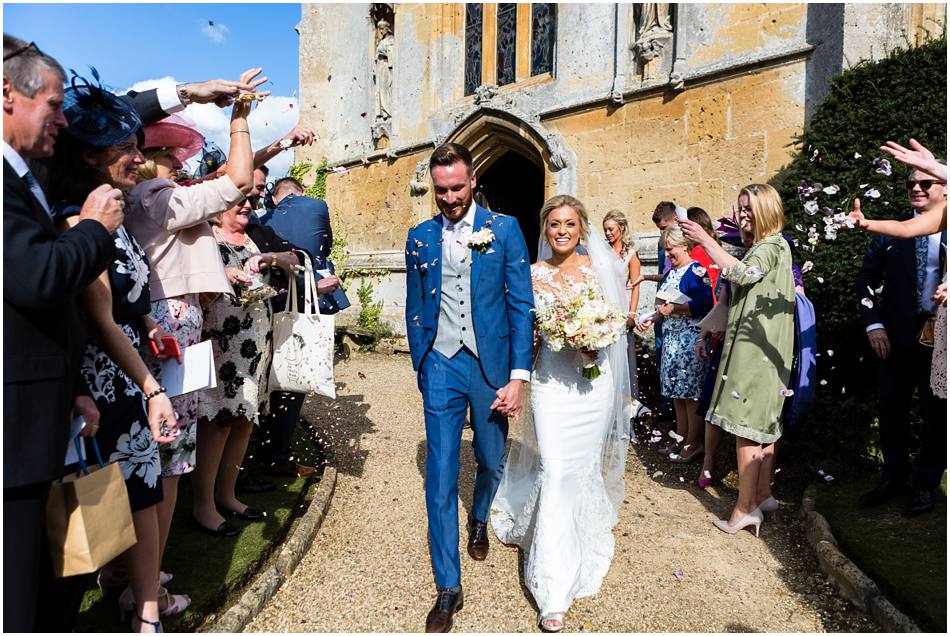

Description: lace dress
[491,263,616,614]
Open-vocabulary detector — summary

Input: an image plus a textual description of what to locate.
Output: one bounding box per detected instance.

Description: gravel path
[246,352,877,633]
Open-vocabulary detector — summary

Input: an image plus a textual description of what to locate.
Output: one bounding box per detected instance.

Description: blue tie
[915,235,929,312]
[22,170,51,218]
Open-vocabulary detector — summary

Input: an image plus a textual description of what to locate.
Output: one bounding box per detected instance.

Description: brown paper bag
[46,454,137,578]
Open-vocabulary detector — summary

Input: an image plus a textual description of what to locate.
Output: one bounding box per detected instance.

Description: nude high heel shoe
[757,495,779,513]
[713,508,764,537]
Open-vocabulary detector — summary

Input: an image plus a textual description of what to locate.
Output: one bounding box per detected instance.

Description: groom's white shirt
[440,201,531,383]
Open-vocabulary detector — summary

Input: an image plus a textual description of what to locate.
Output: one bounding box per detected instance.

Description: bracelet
[230,128,250,135]
[176,83,192,106]
[143,386,167,402]
[270,254,278,268]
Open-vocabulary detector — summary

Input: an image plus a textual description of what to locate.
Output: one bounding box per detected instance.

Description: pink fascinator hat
[141,114,205,163]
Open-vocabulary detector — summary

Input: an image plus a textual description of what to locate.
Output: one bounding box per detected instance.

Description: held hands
[243,254,269,275]
[79,183,125,233]
[186,68,270,109]
[72,395,100,438]
[867,327,891,359]
[491,380,525,418]
[146,393,179,444]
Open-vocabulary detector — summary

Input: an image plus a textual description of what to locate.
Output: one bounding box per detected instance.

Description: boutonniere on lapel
[467,228,495,253]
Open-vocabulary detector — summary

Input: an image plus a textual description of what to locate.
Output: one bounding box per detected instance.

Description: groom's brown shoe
[425,588,464,633]
[467,517,490,561]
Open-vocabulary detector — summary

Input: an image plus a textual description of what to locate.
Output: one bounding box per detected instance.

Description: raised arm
[849,198,946,238]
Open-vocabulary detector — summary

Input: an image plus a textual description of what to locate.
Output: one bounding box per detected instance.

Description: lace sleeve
[721,241,778,287]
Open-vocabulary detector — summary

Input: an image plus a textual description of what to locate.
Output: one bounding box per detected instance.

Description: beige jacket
[127,177,242,301]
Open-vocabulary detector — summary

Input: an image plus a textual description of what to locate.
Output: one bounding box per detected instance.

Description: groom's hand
[491,380,526,418]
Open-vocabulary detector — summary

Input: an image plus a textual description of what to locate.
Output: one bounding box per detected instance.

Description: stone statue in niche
[632,3,673,65]
[409,160,430,196]
[374,19,394,123]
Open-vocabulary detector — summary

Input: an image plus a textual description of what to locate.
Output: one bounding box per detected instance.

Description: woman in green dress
[679,184,795,537]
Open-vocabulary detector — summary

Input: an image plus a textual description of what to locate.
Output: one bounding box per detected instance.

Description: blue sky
[4,3,305,176]
[3,3,302,97]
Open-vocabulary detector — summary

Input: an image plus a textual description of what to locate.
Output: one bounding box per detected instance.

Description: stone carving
[409,161,430,196]
[371,120,391,145]
[473,83,498,105]
[632,3,673,64]
[373,19,394,123]
[544,133,570,171]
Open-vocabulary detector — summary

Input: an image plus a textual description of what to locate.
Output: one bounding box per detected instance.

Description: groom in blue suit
[405,143,534,632]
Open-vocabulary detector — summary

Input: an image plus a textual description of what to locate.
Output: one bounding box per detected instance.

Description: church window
[496,3,517,86]
[464,3,483,96]
[530,3,556,76]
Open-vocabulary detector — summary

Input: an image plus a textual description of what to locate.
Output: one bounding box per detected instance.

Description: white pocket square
[486,248,496,254]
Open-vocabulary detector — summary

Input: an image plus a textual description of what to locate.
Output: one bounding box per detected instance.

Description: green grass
[75,425,323,632]
[814,474,947,632]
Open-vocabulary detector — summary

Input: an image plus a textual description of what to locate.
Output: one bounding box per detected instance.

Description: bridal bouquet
[535,280,627,379]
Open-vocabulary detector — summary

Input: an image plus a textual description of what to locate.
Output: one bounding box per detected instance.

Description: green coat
[707,235,795,444]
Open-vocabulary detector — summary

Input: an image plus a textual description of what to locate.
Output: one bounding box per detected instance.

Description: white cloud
[202,21,229,44]
[123,77,301,179]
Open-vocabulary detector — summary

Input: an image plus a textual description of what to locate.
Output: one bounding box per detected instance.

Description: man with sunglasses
[856,164,947,516]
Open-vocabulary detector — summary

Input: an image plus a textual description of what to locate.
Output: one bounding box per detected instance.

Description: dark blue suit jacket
[856,215,946,351]
[263,195,350,314]
[404,206,535,389]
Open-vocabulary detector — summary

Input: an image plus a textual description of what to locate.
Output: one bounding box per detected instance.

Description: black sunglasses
[905,179,946,191]
[245,195,261,209]
[3,41,41,62]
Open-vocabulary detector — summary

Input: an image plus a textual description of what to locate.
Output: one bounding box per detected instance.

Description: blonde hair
[136,147,174,182]
[660,224,692,251]
[540,195,590,244]
[739,183,785,243]
[603,209,634,256]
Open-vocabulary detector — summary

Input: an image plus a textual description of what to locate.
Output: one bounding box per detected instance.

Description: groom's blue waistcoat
[405,205,535,389]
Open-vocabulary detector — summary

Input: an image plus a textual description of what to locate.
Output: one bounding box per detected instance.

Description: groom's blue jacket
[404,205,535,389]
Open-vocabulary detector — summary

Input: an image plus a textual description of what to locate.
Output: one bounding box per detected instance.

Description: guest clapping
[679,184,795,537]
[637,225,713,463]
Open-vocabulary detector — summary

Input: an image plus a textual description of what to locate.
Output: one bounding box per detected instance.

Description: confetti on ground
[674,570,685,581]
[652,470,664,478]
[731,390,741,399]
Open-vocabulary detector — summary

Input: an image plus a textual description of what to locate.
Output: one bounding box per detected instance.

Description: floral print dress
[659,263,708,400]
[79,225,163,511]
[198,233,273,425]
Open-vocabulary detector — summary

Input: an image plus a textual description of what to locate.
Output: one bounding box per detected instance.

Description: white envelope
[655,289,692,305]
[64,416,87,466]
[161,340,217,398]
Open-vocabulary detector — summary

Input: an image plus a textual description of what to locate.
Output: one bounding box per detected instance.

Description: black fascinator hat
[62,68,142,147]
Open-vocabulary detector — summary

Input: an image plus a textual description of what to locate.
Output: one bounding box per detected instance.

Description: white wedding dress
[491,228,630,616]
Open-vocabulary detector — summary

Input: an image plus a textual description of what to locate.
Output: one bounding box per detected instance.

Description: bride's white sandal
[538,611,566,632]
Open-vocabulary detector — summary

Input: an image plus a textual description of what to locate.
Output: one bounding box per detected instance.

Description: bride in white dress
[491,195,631,632]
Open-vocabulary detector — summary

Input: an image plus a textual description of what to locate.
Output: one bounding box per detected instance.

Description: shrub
[355,278,392,352]
[777,35,946,471]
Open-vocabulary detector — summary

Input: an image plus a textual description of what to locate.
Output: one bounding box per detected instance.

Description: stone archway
[444,108,571,260]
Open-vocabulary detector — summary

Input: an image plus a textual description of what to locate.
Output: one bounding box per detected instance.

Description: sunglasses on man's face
[246,196,261,209]
[905,179,946,191]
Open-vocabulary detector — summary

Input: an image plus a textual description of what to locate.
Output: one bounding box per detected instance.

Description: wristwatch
[176,83,192,106]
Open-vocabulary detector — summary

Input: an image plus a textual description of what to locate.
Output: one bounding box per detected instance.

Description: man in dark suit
[256,178,348,477]
[3,34,126,630]
[856,167,947,516]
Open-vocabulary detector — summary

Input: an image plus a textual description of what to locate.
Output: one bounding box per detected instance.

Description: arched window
[464,4,483,96]
[496,3,518,85]
[531,3,556,76]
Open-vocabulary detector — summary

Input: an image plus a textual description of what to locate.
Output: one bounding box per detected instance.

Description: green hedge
[777,35,947,470]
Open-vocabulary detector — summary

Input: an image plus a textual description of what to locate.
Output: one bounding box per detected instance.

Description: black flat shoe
[235,472,276,494]
[217,503,264,522]
[188,515,240,537]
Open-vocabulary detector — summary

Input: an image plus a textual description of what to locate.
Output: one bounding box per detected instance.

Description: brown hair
[603,209,634,256]
[273,177,304,200]
[686,206,721,245]
[652,201,677,224]
[739,183,785,243]
[429,143,473,174]
[540,195,590,244]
